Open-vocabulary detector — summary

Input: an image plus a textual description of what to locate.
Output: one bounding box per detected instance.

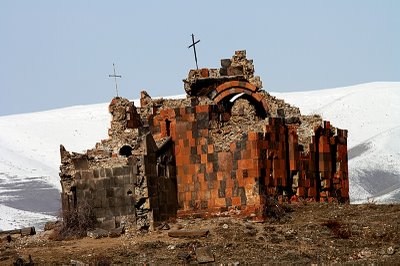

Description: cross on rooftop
[188,34,200,70]
[109,63,122,97]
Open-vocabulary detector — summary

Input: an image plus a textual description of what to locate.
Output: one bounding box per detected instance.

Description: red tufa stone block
[214,197,226,207]
[296,187,305,197]
[186,131,192,139]
[341,179,349,189]
[261,99,269,112]
[324,121,330,131]
[217,172,224,181]
[197,145,203,155]
[206,162,213,173]
[290,195,299,203]
[177,190,185,201]
[179,107,186,116]
[320,191,328,198]
[201,154,207,164]
[237,177,245,188]
[341,189,349,198]
[231,196,241,206]
[185,192,192,202]
[184,113,196,122]
[168,108,176,119]
[289,160,296,171]
[244,82,257,92]
[159,109,167,118]
[252,92,264,102]
[247,132,258,141]
[189,137,196,147]
[247,169,260,179]
[250,147,260,159]
[207,144,214,154]
[226,189,232,198]
[195,105,210,113]
[225,178,234,189]
[198,173,205,182]
[308,187,316,197]
[304,178,311,188]
[199,137,207,145]
[231,81,243,88]
[170,122,177,139]
[187,164,196,176]
[182,155,190,166]
[210,189,219,200]
[215,82,231,94]
[241,148,251,159]
[175,155,184,166]
[230,142,236,152]
[238,159,254,170]
[217,90,232,102]
[200,68,209,78]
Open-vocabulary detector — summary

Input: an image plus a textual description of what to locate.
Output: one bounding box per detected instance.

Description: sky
[0,1,399,116]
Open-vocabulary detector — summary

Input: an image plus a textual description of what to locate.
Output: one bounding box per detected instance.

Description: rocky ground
[1,203,400,265]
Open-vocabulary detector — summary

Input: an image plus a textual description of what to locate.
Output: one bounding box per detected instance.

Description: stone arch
[212,81,269,115]
[212,81,269,118]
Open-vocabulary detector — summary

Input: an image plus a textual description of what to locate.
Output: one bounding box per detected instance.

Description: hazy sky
[1,1,399,115]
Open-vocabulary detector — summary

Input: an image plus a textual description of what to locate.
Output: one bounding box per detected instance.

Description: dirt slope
[1,203,400,265]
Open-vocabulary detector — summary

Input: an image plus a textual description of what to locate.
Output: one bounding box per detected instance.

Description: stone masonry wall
[60,50,349,228]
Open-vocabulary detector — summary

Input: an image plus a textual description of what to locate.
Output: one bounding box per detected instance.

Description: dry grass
[321,219,352,239]
[50,201,96,240]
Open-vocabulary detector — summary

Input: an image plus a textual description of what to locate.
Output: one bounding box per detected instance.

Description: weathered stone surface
[108,227,125,238]
[195,246,215,263]
[1,227,36,237]
[44,221,61,231]
[59,50,348,232]
[87,228,109,239]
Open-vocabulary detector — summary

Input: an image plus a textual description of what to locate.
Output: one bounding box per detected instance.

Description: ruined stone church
[59,51,349,230]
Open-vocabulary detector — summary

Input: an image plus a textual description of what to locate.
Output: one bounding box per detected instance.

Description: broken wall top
[143,50,343,153]
[183,50,263,97]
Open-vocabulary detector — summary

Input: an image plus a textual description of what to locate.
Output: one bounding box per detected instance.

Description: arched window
[119,145,133,157]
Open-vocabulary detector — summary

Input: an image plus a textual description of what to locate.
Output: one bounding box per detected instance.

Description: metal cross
[109,63,122,97]
[188,34,200,70]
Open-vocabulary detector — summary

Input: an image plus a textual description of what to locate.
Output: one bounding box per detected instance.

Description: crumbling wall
[59,98,163,230]
[60,50,349,226]
[59,145,137,229]
[145,50,349,219]
[183,50,263,97]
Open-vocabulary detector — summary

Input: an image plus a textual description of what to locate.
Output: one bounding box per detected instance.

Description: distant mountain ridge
[0,82,399,230]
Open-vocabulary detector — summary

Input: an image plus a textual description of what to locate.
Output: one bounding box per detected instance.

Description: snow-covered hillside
[0,82,399,230]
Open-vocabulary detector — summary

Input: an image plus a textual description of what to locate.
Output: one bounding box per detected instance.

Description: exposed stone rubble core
[60,50,349,229]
